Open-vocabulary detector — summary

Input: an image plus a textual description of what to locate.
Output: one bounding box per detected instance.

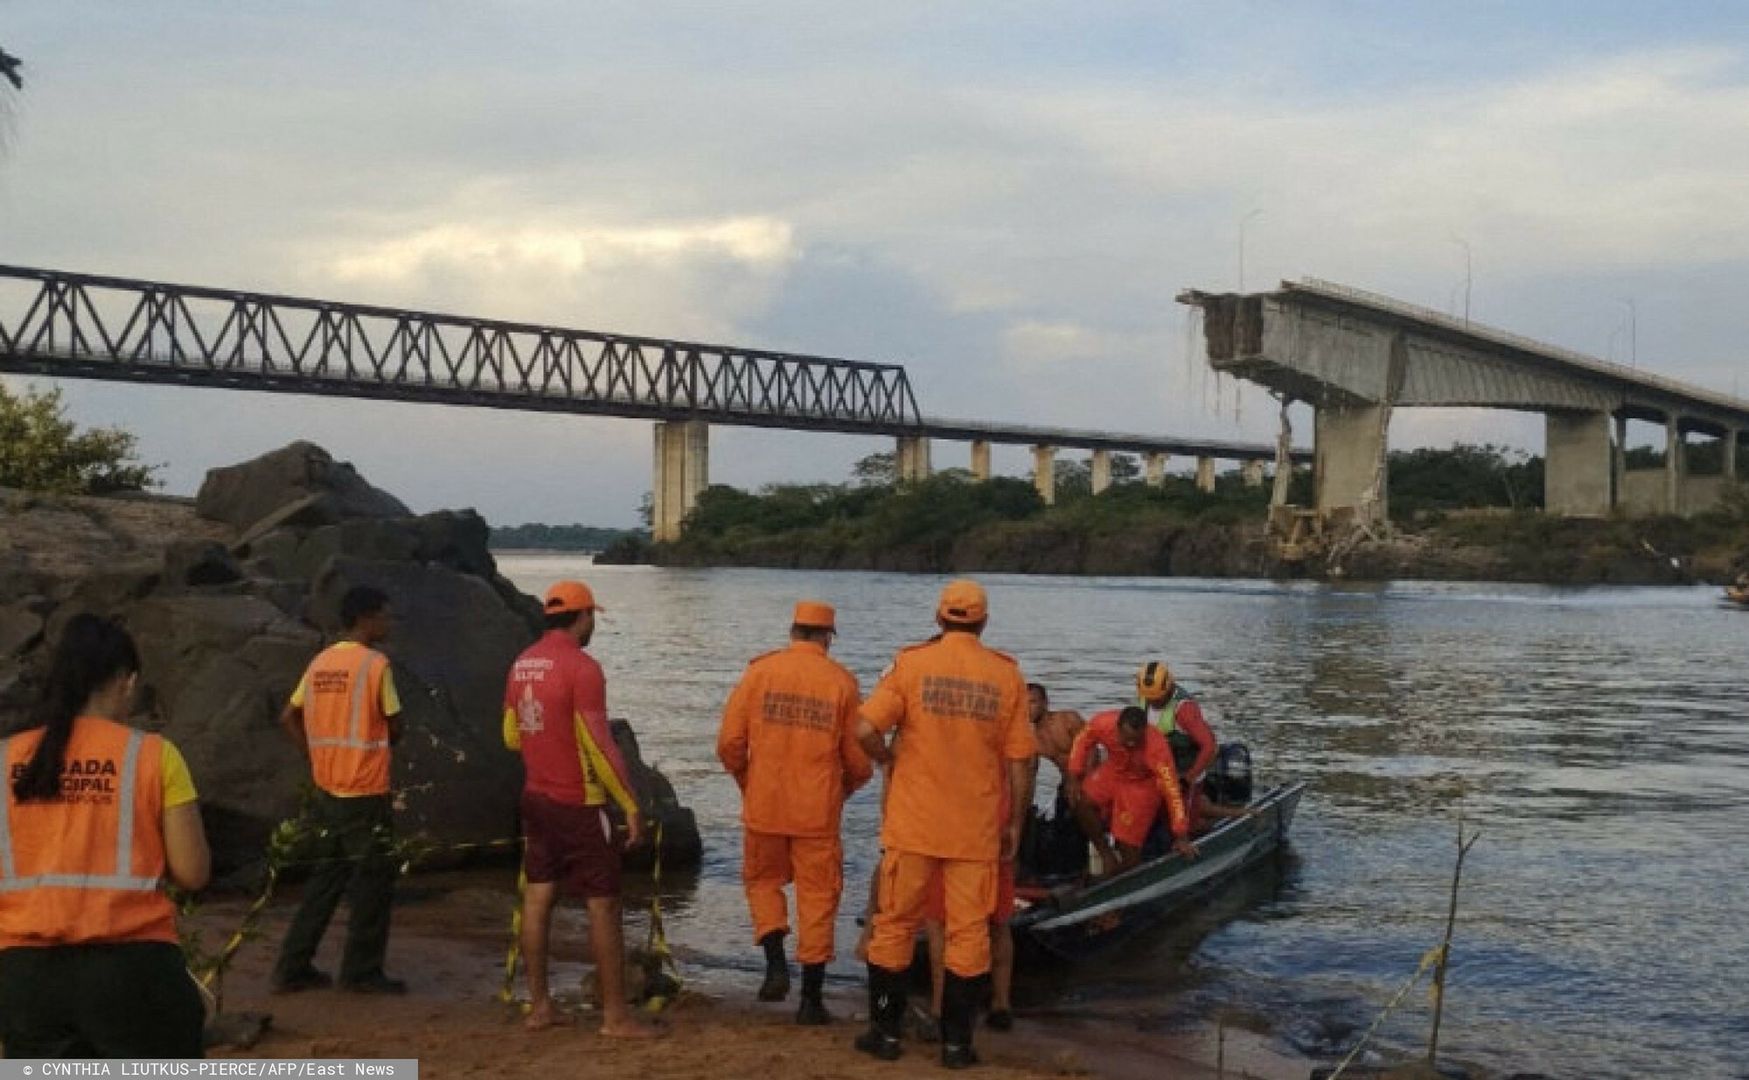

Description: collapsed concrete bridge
[1179,279,1749,538]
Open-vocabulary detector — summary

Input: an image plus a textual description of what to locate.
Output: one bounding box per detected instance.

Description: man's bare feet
[599,1015,663,1039]
[524,1002,566,1031]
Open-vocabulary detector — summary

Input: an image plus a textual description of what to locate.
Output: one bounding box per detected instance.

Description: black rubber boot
[795,963,830,1025]
[852,964,904,1061]
[940,972,980,1069]
[757,930,790,1002]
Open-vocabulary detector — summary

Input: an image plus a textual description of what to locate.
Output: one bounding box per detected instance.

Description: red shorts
[924,859,1016,925]
[1083,766,1161,850]
[521,791,621,899]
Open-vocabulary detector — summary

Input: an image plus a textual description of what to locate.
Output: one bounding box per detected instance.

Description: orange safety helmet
[1136,661,1173,700]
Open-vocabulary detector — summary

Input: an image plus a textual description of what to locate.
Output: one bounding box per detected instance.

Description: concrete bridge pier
[1241,460,1266,488]
[1726,429,1739,480]
[1033,445,1057,505]
[896,435,932,483]
[1091,449,1112,495]
[1613,414,1629,506]
[1313,403,1388,525]
[970,440,992,481]
[1666,415,1685,515]
[1195,456,1216,493]
[1544,410,1613,517]
[652,420,709,543]
[1144,452,1169,487]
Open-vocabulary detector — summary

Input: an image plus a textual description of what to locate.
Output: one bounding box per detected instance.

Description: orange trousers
[867,849,996,979]
[743,830,844,965]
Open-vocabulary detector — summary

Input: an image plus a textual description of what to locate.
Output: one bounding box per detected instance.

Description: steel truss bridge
[0,265,1300,461]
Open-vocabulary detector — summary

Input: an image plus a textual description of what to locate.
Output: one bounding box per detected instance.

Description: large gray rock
[0,600,45,658]
[238,510,501,586]
[611,721,703,872]
[2,443,702,875]
[122,593,323,863]
[161,540,244,590]
[196,442,410,534]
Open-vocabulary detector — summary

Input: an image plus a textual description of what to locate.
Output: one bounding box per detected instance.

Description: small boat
[1723,585,1749,608]
[1009,780,1307,964]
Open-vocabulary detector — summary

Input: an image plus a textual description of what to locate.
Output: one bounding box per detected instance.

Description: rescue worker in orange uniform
[717,600,872,1025]
[1067,706,1197,877]
[855,580,1037,1069]
[504,580,656,1038]
[274,585,407,995]
[0,615,212,1057]
[1137,662,1217,790]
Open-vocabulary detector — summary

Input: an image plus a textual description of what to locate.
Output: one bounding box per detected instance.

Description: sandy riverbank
[193,875,1309,1080]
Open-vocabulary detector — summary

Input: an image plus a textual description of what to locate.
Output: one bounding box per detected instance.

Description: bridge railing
[0,265,923,428]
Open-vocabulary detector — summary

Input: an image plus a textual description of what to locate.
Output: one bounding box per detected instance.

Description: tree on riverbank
[0,381,158,494]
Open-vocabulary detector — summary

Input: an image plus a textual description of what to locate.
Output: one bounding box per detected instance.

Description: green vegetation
[488,522,646,551]
[643,442,1749,582]
[0,382,158,494]
[1387,443,1543,520]
[659,452,1275,575]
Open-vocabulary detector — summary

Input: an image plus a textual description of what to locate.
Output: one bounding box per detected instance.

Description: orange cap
[936,579,988,623]
[544,580,602,615]
[792,600,837,630]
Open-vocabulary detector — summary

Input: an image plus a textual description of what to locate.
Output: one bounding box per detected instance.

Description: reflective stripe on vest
[307,651,390,752]
[0,729,162,894]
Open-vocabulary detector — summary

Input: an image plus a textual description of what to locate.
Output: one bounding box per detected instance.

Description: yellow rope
[499,866,528,1007]
[642,818,683,1012]
[1325,945,1445,1080]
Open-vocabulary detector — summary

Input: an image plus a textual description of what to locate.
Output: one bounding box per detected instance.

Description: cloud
[302,209,798,342]
[9,5,1749,522]
[1012,47,1749,284]
[325,216,795,285]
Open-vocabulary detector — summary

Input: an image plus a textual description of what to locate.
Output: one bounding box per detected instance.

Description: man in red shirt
[502,580,655,1038]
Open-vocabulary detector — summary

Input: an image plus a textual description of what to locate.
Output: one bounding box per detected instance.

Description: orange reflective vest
[0,717,178,948]
[301,644,393,796]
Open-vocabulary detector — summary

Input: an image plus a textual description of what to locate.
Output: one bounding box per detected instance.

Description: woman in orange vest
[0,614,212,1058]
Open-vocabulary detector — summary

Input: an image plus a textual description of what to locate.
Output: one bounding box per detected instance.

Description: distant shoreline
[491,548,601,557]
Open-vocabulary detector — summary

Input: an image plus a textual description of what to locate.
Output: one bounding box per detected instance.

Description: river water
[496,557,1749,1079]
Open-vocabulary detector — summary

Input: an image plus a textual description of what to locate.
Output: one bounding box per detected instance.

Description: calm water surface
[497,558,1749,1080]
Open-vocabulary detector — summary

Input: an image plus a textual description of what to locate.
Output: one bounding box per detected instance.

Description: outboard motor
[1204,742,1253,805]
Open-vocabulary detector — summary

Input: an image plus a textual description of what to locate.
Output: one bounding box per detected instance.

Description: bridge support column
[970,440,992,481]
[896,435,932,483]
[1144,452,1168,487]
[1613,414,1628,509]
[1090,450,1112,495]
[1666,415,1684,514]
[1033,445,1057,505]
[651,420,709,543]
[1727,429,1739,481]
[1195,456,1216,493]
[1314,403,1389,525]
[1544,410,1613,517]
[1241,460,1265,488]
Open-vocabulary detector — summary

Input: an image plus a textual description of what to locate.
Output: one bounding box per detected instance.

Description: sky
[4,2,1749,527]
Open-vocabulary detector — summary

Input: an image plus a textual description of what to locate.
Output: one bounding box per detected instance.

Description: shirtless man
[1027,683,1085,791]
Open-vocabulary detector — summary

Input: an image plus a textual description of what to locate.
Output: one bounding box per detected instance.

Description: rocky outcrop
[196,441,410,532]
[0,446,701,875]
